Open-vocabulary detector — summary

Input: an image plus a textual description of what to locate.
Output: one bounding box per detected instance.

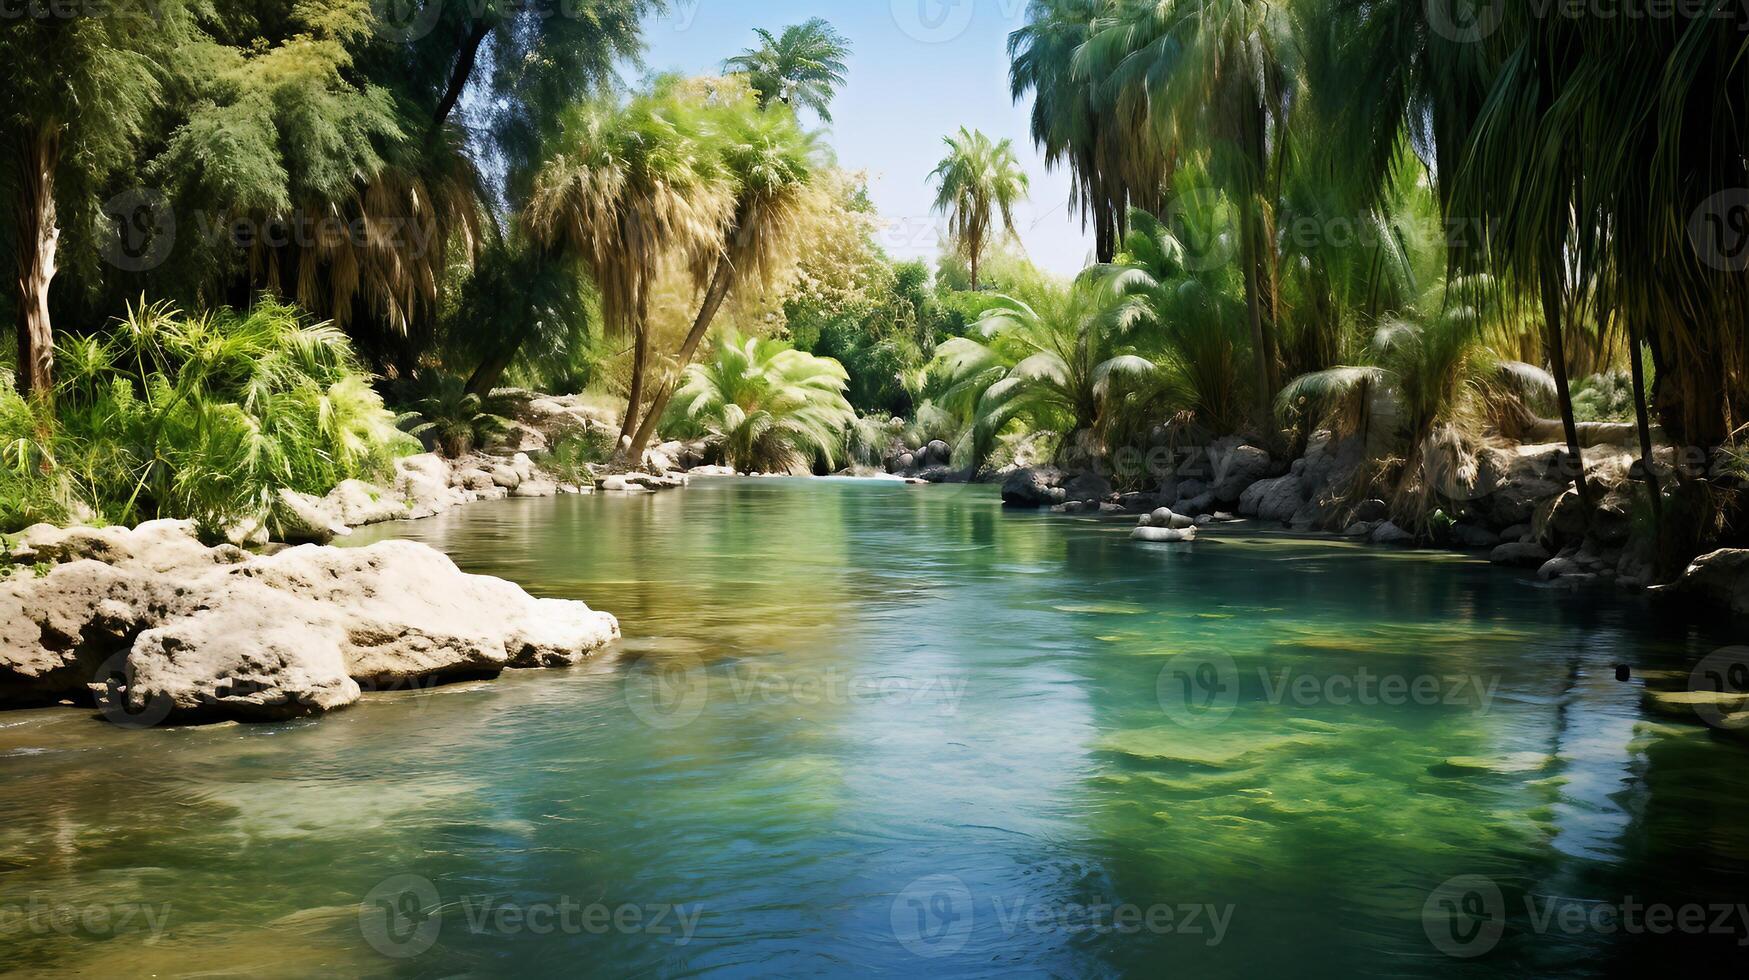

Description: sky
[633,0,1097,275]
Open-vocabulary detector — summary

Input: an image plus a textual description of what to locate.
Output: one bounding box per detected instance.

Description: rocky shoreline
[887,430,1748,617]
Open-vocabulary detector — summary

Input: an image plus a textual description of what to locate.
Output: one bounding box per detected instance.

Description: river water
[1,477,1746,977]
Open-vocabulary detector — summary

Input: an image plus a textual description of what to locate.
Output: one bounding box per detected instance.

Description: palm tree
[1277,277,1551,527]
[525,87,733,445]
[1009,0,1169,263]
[1098,205,1252,436]
[627,96,822,460]
[722,19,852,122]
[671,333,856,473]
[1080,0,1298,436]
[929,276,1155,468]
[930,128,1031,290]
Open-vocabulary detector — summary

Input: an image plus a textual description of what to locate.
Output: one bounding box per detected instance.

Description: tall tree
[525,87,732,443]
[1081,0,1299,435]
[628,93,822,459]
[0,0,197,394]
[930,128,1030,291]
[722,18,852,122]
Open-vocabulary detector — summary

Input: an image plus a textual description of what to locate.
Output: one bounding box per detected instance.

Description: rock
[488,465,522,490]
[624,472,686,491]
[916,465,957,484]
[1238,474,1305,523]
[1448,523,1501,550]
[1002,466,1066,507]
[1501,524,1533,543]
[1062,471,1114,503]
[494,421,548,454]
[8,524,135,565]
[395,454,468,520]
[1176,492,1216,516]
[1533,489,1588,548]
[323,480,409,527]
[1354,499,1390,523]
[1132,526,1197,543]
[687,464,737,477]
[510,480,557,498]
[1174,478,1209,504]
[1662,549,1749,615]
[894,452,916,472]
[1491,542,1553,568]
[596,475,646,493]
[273,489,349,544]
[1098,502,1125,515]
[1474,446,1571,528]
[1370,522,1415,545]
[1538,556,1581,581]
[1342,522,1376,538]
[1641,688,1749,719]
[0,528,619,723]
[1146,508,1197,530]
[455,468,497,492]
[925,440,952,467]
[1210,445,1272,504]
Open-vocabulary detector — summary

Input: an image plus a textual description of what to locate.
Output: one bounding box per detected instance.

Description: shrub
[4,299,414,535]
[672,333,856,473]
[395,373,516,458]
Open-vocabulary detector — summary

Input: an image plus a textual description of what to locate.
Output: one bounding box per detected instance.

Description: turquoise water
[2,477,1746,976]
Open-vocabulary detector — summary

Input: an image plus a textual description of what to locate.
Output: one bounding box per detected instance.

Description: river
[1,477,1745,976]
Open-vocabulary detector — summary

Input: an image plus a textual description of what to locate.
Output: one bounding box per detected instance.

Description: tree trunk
[1627,319,1662,531]
[1241,202,1274,439]
[13,126,61,397]
[627,258,738,461]
[969,244,981,292]
[433,20,492,131]
[1540,263,1593,518]
[618,285,651,449]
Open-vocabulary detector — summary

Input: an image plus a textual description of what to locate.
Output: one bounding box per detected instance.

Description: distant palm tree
[723,18,852,122]
[627,96,822,459]
[524,87,732,445]
[929,128,1030,290]
[672,333,856,473]
[929,277,1154,467]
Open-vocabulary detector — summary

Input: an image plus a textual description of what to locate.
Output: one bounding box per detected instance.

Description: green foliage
[539,430,617,485]
[671,334,856,473]
[3,299,412,535]
[395,374,514,458]
[723,19,853,122]
[1572,373,1635,424]
[930,129,1030,287]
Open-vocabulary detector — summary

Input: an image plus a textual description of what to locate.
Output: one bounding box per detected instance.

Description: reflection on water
[1,477,1746,977]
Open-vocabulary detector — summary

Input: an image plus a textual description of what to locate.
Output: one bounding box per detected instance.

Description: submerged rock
[0,523,618,724]
[1002,466,1066,507]
[1132,526,1197,543]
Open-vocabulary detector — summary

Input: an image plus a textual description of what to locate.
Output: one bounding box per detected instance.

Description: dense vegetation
[4,3,1747,583]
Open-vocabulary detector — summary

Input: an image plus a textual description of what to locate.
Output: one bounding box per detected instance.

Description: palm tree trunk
[619,325,647,446]
[970,243,981,291]
[1241,202,1273,439]
[1540,263,1594,518]
[13,125,61,397]
[1627,318,1662,529]
[627,258,738,460]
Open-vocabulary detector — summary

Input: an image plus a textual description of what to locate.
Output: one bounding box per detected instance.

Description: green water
[2,477,1747,977]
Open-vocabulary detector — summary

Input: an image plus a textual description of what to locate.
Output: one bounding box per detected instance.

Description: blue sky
[633,0,1096,275]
